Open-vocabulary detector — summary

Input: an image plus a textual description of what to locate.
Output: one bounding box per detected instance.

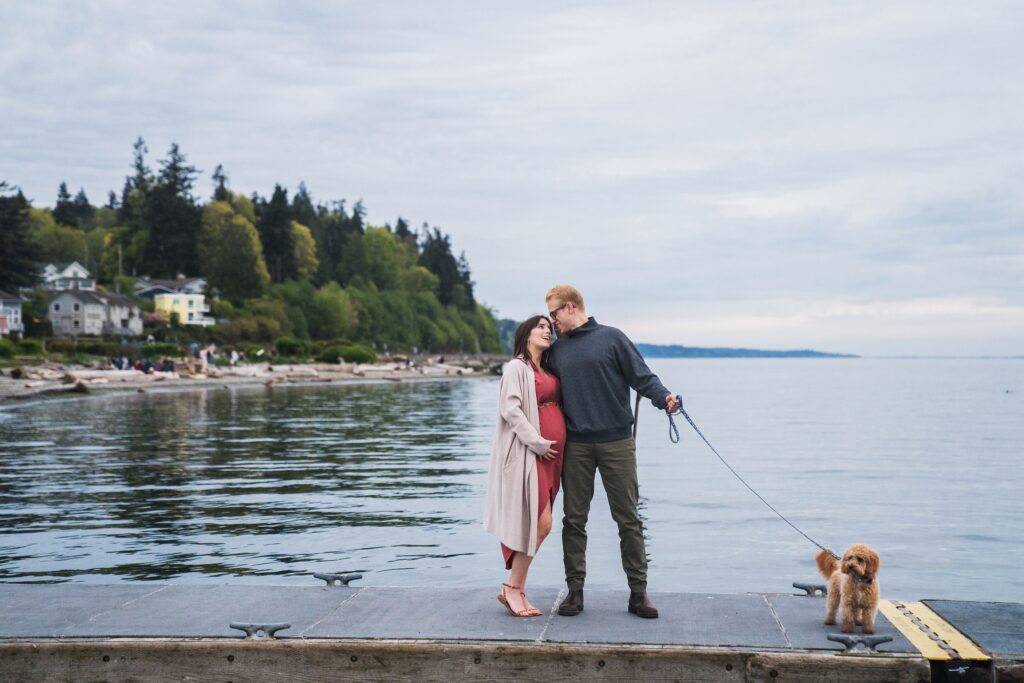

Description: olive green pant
[561,437,648,592]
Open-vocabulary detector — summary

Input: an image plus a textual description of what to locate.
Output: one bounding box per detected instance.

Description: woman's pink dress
[501,367,566,569]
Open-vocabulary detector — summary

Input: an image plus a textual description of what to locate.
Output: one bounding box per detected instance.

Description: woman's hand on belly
[538,447,558,461]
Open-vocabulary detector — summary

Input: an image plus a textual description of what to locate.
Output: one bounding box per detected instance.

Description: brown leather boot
[628,591,659,618]
[558,589,584,616]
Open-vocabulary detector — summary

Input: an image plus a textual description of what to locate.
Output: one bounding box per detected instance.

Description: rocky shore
[0,357,504,405]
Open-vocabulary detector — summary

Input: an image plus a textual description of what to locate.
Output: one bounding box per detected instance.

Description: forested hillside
[0,139,500,353]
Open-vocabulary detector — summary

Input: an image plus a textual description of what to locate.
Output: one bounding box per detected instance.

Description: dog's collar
[853,573,874,585]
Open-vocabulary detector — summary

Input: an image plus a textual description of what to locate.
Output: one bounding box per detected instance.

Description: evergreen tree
[291,182,317,227]
[106,190,118,209]
[143,143,201,277]
[338,231,367,285]
[121,136,152,214]
[456,251,475,309]
[394,217,414,244]
[419,227,461,306]
[112,137,153,276]
[73,188,94,229]
[0,182,40,290]
[53,182,76,226]
[351,200,366,233]
[312,200,347,284]
[212,164,230,201]
[256,184,295,282]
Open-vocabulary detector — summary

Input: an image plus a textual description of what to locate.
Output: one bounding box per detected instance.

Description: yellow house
[154,293,216,326]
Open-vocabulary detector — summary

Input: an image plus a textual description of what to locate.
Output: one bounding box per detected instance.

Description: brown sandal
[498,583,541,617]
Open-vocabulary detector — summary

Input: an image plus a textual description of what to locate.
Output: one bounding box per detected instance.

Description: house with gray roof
[134,275,207,299]
[48,291,143,338]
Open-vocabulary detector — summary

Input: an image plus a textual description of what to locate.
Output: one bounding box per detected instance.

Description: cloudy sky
[2,2,1021,356]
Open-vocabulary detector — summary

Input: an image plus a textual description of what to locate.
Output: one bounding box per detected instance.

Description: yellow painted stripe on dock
[879,600,952,660]
[904,601,989,661]
[878,600,991,661]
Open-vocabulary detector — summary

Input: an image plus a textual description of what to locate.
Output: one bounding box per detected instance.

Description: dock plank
[0,584,161,638]
[65,584,357,638]
[925,599,1024,657]
[544,592,790,648]
[303,586,559,641]
[764,593,917,653]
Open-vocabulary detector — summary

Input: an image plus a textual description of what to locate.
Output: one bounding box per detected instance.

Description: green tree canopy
[211,164,230,202]
[291,221,319,281]
[363,226,410,290]
[0,182,39,291]
[72,188,95,229]
[419,227,462,306]
[27,207,87,264]
[198,198,271,303]
[143,142,201,277]
[52,182,77,227]
[309,281,355,339]
[256,184,295,282]
[291,182,317,227]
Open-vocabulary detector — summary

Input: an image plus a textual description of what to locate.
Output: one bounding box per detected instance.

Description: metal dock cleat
[229,622,291,639]
[793,582,827,596]
[827,633,893,653]
[314,572,363,586]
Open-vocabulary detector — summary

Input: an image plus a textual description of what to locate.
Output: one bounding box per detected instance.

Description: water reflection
[2,359,1022,602]
[0,380,495,582]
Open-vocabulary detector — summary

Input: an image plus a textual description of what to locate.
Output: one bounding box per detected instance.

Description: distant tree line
[0,138,500,353]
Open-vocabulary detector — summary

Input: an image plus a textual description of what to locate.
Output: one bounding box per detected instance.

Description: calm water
[1,359,1021,602]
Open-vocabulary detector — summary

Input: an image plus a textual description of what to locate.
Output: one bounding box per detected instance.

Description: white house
[0,290,23,338]
[41,262,96,291]
[48,291,143,338]
[49,291,105,336]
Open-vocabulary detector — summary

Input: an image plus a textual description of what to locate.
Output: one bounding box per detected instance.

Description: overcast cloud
[1,1,1021,355]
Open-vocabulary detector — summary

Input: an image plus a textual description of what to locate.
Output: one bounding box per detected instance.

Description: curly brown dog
[816,544,881,634]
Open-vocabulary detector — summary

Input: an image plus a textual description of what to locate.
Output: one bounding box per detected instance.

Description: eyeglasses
[548,303,568,318]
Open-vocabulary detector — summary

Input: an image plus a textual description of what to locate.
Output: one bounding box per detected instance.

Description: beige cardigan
[483,358,554,558]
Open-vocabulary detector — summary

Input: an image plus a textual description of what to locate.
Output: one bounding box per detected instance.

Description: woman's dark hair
[512,315,554,372]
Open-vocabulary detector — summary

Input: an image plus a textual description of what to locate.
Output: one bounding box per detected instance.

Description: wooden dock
[1,583,1020,681]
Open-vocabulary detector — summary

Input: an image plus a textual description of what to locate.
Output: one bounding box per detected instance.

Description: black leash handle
[665,395,840,561]
[668,395,682,443]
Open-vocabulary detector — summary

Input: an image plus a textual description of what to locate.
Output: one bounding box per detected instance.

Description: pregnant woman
[484,315,566,617]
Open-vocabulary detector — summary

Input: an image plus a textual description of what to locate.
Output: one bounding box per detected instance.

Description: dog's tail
[816,549,839,578]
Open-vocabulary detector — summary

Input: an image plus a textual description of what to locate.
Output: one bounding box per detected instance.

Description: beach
[0,357,500,404]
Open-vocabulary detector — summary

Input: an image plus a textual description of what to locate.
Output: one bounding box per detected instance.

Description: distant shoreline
[0,360,496,406]
[636,343,858,359]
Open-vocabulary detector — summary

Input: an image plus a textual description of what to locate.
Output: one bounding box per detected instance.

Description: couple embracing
[484,285,679,619]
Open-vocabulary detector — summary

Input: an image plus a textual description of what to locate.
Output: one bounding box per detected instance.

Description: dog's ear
[866,549,881,578]
[840,553,850,574]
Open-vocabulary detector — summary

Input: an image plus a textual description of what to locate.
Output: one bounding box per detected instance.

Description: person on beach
[545,284,679,619]
[484,315,566,617]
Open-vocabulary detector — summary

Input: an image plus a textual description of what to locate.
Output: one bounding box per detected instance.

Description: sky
[1,2,1022,356]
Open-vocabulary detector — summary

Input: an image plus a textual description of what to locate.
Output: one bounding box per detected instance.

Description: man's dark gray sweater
[548,317,670,444]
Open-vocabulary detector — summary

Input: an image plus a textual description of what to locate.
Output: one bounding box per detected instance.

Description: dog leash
[663,394,841,561]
